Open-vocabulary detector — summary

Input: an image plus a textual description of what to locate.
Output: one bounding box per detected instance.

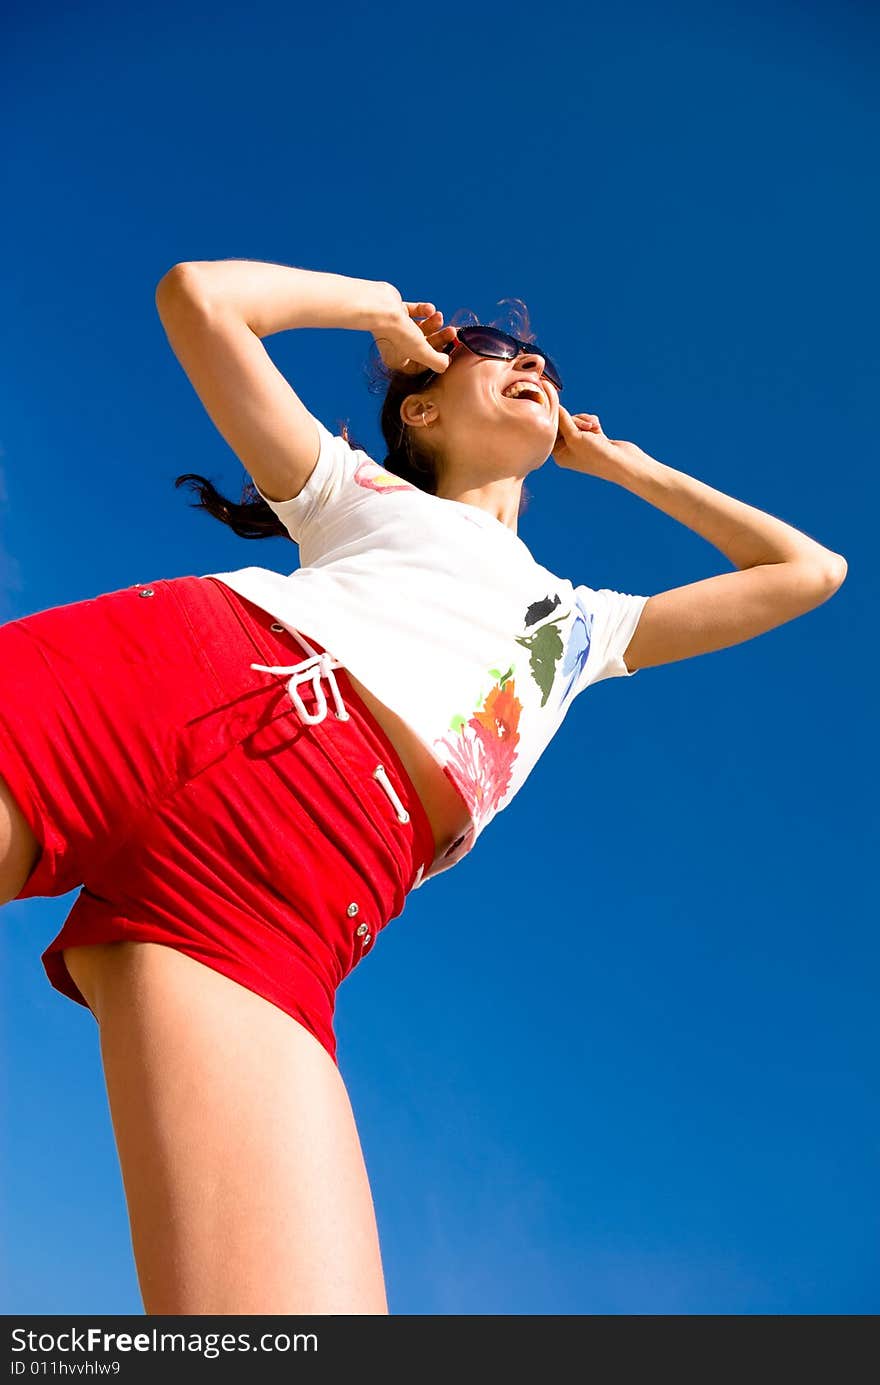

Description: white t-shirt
[206,413,650,888]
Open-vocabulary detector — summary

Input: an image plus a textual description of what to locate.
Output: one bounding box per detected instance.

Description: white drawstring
[251,626,417,838]
[250,627,351,725]
[373,763,410,823]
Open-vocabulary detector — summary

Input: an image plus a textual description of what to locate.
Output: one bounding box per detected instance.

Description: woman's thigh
[64,940,389,1315]
[0,772,40,904]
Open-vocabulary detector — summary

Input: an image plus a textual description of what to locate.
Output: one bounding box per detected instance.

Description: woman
[0,260,847,1314]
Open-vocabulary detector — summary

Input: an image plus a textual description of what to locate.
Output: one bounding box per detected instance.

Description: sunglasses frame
[419,324,564,393]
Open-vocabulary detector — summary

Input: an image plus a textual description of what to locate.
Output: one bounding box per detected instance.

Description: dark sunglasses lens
[544,362,563,391]
[458,326,516,357]
[458,326,562,391]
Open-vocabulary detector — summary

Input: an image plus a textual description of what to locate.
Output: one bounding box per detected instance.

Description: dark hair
[174,297,536,539]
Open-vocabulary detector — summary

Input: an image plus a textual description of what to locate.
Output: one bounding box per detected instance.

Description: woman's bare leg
[62,940,389,1315]
[0,774,40,903]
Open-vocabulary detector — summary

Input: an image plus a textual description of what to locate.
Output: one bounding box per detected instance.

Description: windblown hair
[175,297,536,540]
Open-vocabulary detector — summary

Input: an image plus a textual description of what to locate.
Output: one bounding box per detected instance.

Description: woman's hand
[552,404,650,476]
[370,285,458,375]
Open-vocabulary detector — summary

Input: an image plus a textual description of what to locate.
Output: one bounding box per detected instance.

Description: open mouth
[500,382,547,408]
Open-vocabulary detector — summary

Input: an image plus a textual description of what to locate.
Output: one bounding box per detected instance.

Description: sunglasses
[420,324,564,393]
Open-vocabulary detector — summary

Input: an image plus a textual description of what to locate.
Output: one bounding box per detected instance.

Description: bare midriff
[342,668,472,866]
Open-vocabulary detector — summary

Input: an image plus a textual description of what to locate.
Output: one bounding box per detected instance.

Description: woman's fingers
[430,341,453,367]
[422,316,457,342]
[415,316,456,366]
[407,305,454,335]
[557,409,605,441]
[404,304,460,349]
[385,302,456,372]
[410,326,452,370]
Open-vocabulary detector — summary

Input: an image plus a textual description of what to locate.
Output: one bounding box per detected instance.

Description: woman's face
[402,341,560,469]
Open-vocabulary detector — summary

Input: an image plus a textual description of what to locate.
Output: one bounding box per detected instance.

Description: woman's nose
[515,349,546,373]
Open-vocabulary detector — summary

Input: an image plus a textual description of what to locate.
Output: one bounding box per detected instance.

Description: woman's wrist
[166,260,399,339]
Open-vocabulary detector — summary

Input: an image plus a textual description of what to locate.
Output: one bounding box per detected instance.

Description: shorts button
[270,622,285,632]
[138,588,155,597]
[355,922,368,936]
[346,902,359,917]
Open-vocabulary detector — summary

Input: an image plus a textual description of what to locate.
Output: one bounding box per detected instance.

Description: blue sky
[2,0,877,1315]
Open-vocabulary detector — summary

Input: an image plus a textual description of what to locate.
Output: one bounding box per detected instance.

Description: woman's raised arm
[154,262,451,505]
[154,263,391,504]
[156,260,400,340]
[552,405,847,673]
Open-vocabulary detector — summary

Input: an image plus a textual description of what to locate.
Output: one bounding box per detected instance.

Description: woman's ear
[402,398,436,429]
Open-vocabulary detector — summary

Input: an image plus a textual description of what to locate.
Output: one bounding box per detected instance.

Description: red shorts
[0,576,436,1066]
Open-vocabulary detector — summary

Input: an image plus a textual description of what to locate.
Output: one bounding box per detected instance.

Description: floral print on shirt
[558,589,596,707]
[515,593,570,706]
[354,460,416,494]
[435,665,523,822]
[434,589,594,824]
